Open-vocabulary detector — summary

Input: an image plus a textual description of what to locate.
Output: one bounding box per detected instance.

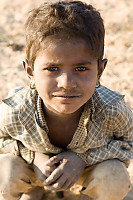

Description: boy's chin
[49,105,82,115]
[43,100,84,116]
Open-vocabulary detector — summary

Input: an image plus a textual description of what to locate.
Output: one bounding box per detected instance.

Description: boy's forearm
[33,152,56,165]
[34,152,52,162]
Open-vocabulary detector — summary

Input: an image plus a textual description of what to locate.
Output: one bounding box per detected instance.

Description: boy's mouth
[52,95,80,98]
[52,93,81,99]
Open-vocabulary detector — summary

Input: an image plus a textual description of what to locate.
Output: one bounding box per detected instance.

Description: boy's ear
[23,59,34,79]
[98,58,108,78]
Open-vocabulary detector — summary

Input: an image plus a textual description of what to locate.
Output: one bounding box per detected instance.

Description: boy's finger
[50,165,57,172]
[46,154,63,166]
[44,167,63,186]
[44,178,73,191]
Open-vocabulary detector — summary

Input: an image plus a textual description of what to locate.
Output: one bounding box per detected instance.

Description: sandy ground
[0,0,133,199]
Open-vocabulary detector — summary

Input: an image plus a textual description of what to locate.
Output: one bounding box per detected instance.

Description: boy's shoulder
[0,87,36,125]
[95,85,124,107]
[2,87,27,108]
[91,85,126,120]
[1,87,36,108]
[92,86,133,126]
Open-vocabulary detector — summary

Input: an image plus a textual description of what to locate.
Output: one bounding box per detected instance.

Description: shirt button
[90,152,94,157]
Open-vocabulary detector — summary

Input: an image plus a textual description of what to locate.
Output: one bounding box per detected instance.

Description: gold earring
[29,81,36,90]
[96,80,101,88]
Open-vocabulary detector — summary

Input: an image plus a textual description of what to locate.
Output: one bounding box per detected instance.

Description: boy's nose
[57,73,76,89]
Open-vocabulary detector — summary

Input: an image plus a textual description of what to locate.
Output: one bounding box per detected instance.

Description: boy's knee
[95,159,130,182]
[83,159,131,200]
[0,154,33,195]
[96,160,130,195]
[0,154,27,182]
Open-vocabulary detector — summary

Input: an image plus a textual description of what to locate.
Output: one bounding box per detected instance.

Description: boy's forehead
[38,36,94,56]
[34,37,97,67]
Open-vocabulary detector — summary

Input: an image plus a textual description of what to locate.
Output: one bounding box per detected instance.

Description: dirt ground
[0,0,133,199]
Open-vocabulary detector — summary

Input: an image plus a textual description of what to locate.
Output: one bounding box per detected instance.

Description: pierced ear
[23,59,34,79]
[102,58,108,69]
[98,58,108,78]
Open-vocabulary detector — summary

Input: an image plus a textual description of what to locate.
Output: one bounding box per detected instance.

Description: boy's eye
[75,66,88,71]
[45,67,59,71]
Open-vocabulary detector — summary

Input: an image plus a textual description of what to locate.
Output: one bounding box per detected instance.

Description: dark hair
[25,1,105,68]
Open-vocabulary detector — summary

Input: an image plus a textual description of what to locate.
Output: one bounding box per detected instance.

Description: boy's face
[26,39,106,116]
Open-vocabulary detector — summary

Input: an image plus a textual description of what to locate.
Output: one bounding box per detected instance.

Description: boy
[0,1,133,200]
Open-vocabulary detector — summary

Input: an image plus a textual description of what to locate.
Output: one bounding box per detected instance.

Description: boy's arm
[0,110,33,164]
[77,141,132,168]
[0,101,35,164]
[77,100,133,167]
[0,112,20,156]
[33,152,57,184]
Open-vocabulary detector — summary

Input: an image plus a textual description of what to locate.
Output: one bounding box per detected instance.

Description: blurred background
[0,0,133,110]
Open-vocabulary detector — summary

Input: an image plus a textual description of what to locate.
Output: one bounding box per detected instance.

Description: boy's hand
[44,151,86,191]
[33,152,57,184]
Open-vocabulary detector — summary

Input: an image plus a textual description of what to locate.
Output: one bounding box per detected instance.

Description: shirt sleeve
[0,106,19,156]
[0,136,19,155]
[0,136,34,164]
[77,99,133,167]
[0,103,34,164]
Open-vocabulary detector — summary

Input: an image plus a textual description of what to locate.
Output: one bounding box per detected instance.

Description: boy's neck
[42,104,84,148]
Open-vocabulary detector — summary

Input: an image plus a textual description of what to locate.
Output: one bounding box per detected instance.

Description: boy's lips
[52,93,81,99]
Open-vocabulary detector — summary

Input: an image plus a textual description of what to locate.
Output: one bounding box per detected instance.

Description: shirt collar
[35,94,48,132]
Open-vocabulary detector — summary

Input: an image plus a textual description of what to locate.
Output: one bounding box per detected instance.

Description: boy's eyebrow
[45,63,62,67]
[74,61,92,66]
[44,61,92,67]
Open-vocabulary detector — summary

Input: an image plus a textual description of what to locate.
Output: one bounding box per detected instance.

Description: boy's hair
[25,1,105,69]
